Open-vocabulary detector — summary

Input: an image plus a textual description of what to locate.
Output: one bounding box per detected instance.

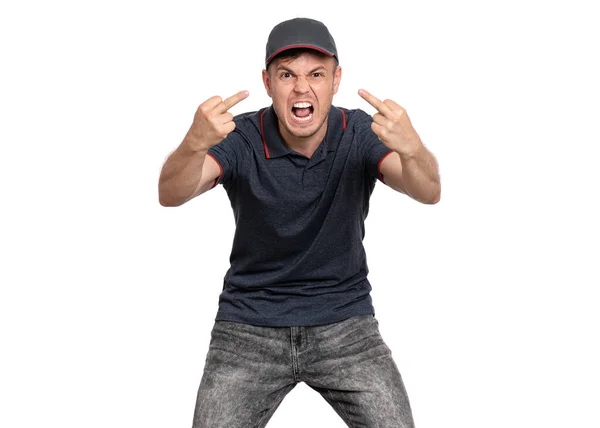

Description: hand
[188,90,249,151]
[358,89,421,156]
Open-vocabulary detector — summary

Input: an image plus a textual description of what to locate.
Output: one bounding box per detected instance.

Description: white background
[1,0,599,427]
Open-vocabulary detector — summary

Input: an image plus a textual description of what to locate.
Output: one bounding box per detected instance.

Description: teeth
[293,102,312,108]
[292,112,313,122]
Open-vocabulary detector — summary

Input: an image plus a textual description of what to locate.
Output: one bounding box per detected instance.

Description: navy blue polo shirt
[206,105,393,327]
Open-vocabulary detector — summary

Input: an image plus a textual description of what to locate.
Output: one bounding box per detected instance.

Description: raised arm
[359,89,440,204]
[158,91,249,207]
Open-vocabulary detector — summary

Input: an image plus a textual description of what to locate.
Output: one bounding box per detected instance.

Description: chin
[288,124,318,138]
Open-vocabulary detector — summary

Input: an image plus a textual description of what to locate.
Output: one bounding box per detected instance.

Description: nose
[294,76,310,94]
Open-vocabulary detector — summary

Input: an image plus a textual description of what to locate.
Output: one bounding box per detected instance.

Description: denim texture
[192,315,414,427]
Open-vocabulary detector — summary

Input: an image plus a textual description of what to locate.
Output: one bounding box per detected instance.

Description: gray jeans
[192,315,415,428]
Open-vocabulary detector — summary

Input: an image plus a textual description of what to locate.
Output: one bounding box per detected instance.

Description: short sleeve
[207,131,249,187]
[356,113,394,182]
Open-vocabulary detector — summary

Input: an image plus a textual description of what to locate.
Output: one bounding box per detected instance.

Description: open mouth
[292,102,314,122]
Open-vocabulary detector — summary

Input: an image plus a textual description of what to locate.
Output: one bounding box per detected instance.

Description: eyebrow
[276,65,328,74]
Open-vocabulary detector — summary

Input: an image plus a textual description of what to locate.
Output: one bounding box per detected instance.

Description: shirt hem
[215,308,376,328]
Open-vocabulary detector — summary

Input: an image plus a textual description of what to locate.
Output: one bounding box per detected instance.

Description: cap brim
[266,44,335,65]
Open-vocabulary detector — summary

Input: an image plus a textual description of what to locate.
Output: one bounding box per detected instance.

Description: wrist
[185,129,211,153]
[395,138,424,159]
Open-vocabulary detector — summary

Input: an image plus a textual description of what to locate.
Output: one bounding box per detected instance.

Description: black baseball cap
[265,18,338,66]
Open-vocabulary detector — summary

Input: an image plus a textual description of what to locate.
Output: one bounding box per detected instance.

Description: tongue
[294,107,311,117]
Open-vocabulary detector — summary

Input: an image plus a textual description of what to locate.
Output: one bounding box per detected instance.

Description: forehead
[271,51,336,70]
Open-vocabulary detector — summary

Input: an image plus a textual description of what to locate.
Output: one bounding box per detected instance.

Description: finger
[217,111,234,125]
[201,95,224,111]
[383,98,403,111]
[372,112,388,127]
[217,121,236,138]
[215,90,250,113]
[358,88,394,117]
[371,121,386,139]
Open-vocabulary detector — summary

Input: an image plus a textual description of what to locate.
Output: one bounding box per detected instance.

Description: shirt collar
[260,105,347,159]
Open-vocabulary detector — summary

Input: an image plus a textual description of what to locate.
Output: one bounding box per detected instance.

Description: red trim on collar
[260,110,271,159]
[261,106,344,158]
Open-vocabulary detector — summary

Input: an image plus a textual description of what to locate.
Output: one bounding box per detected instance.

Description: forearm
[398,143,441,204]
[158,131,209,207]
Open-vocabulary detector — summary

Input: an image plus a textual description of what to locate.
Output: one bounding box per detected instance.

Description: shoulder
[333,107,375,142]
[334,107,373,129]
[209,108,269,157]
[210,108,267,152]
[232,108,267,135]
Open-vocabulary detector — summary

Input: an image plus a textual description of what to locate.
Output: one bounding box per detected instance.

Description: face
[262,51,342,142]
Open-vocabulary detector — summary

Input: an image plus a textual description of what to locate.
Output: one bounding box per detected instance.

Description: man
[159,17,440,428]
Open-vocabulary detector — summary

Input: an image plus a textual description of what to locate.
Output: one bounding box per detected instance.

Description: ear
[333,65,342,95]
[262,69,272,97]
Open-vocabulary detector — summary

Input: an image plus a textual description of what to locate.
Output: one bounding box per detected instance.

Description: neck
[278,118,328,158]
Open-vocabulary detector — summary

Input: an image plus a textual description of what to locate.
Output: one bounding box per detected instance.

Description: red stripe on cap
[260,110,270,158]
[377,150,394,183]
[266,44,334,64]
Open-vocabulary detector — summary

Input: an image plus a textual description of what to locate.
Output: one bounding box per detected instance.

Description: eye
[281,72,292,79]
[312,72,322,78]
